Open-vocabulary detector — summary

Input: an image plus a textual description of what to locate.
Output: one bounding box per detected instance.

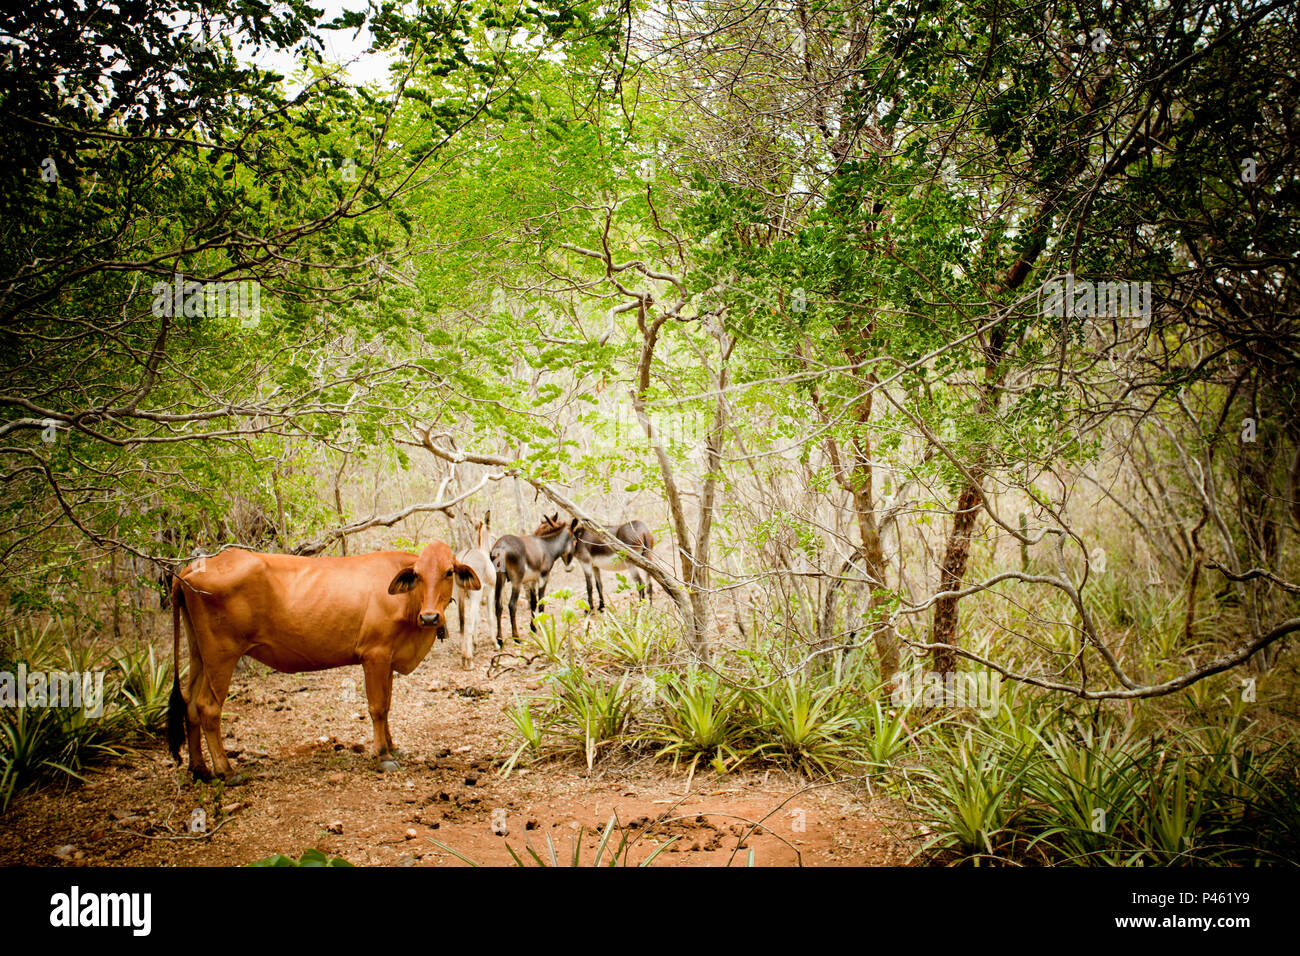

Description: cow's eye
[446,568,454,578]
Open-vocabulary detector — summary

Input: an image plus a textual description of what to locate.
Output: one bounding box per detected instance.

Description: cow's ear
[387,566,419,595]
[454,562,481,591]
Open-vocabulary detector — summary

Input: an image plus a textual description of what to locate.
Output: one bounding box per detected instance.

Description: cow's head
[387,541,481,637]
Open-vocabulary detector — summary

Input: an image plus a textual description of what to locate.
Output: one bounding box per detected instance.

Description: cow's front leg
[361,655,398,771]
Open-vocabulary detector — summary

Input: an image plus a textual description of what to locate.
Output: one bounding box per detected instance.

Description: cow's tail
[167,574,187,765]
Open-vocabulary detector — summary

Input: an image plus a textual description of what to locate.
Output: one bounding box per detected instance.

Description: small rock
[89,827,105,841]
[221,803,241,814]
[318,735,330,744]
[54,845,76,861]
[405,828,417,840]
[351,743,365,754]
[453,744,473,754]
[328,773,344,784]
[327,821,344,834]
[526,820,539,831]
[352,713,364,721]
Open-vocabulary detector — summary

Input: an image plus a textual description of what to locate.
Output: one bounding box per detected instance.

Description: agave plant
[742,678,862,775]
[642,668,749,772]
[499,696,547,777]
[546,667,637,769]
[430,812,677,867]
[910,729,1029,863]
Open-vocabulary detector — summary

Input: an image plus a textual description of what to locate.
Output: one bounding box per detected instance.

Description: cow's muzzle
[419,611,443,628]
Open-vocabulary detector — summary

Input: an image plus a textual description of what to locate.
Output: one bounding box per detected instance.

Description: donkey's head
[533,513,578,569]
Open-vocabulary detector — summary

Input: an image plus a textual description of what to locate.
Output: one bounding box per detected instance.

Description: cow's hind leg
[362,655,398,770]
[183,639,211,781]
[194,654,242,784]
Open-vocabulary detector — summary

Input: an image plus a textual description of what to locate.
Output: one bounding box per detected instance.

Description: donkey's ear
[454,562,482,591]
[570,517,581,532]
[483,510,490,528]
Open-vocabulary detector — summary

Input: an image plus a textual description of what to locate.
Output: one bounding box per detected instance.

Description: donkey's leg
[582,564,596,614]
[527,585,538,633]
[461,592,481,669]
[494,573,506,648]
[509,582,522,645]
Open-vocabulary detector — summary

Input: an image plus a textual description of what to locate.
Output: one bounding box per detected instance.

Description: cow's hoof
[378,759,400,773]
[461,658,473,670]
[223,772,248,787]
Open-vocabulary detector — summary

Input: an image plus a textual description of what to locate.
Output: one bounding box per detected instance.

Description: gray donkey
[490,514,576,648]
[541,513,655,612]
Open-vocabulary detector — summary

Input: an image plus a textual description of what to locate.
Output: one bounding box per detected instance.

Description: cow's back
[177,548,418,672]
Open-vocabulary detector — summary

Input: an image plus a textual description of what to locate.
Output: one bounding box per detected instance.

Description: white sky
[244,0,395,92]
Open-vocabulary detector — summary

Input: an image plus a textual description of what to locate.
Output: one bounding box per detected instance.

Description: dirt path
[0,635,913,867]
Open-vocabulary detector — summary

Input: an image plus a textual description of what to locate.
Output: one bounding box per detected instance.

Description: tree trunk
[930,480,983,673]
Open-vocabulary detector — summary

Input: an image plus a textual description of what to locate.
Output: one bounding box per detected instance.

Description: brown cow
[167,542,480,782]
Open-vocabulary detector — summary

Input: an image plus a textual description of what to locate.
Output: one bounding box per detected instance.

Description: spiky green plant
[430,812,677,866]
